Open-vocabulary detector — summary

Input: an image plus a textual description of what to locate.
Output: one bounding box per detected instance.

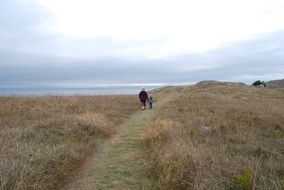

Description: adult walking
[139,87,148,110]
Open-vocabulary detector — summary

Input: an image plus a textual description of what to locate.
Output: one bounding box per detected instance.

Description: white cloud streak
[37,0,284,58]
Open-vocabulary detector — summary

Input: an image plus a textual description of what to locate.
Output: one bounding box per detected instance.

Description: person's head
[142,87,145,91]
[149,94,152,97]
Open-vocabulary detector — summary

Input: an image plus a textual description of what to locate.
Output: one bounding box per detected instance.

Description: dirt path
[64,96,174,190]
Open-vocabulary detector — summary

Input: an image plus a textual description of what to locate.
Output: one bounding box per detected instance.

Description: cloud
[0,0,283,88]
[168,31,284,83]
[0,1,48,51]
[37,0,284,56]
[1,30,284,87]
[3,0,284,57]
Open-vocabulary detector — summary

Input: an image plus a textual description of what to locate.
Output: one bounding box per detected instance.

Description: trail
[64,95,174,190]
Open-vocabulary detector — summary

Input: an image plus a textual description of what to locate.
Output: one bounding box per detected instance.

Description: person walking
[139,87,148,110]
[148,94,154,109]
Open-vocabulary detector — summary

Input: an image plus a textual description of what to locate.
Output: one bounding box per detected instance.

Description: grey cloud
[0,1,49,51]
[164,31,284,83]
[0,1,283,87]
[0,50,174,86]
[1,30,284,87]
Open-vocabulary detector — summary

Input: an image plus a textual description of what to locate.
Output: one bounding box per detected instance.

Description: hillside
[267,79,284,88]
[142,81,284,189]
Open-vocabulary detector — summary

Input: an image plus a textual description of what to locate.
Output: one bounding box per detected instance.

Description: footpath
[65,96,173,190]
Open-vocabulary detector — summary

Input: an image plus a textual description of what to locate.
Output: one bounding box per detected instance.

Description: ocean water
[0,85,163,96]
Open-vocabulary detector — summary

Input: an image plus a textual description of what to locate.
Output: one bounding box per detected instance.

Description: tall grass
[0,95,139,190]
[142,83,284,189]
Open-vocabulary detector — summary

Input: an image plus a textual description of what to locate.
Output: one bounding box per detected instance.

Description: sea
[0,85,165,96]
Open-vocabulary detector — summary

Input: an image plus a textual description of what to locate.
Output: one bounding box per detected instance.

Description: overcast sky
[0,0,284,88]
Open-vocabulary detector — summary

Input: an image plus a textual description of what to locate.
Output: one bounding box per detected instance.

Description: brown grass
[142,83,284,190]
[0,95,139,190]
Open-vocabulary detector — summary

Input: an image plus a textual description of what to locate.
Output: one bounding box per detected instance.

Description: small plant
[273,129,284,137]
[273,124,284,137]
[234,168,253,190]
[189,127,197,137]
[280,179,284,189]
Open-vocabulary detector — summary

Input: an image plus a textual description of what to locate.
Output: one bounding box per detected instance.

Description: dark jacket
[139,90,148,101]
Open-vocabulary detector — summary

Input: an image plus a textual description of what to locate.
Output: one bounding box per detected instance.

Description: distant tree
[253,80,262,86]
[252,80,266,87]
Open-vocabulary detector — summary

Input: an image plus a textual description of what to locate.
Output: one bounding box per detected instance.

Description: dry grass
[142,83,284,190]
[0,95,139,190]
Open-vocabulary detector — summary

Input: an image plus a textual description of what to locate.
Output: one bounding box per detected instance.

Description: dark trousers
[149,102,153,109]
[141,101,146,107]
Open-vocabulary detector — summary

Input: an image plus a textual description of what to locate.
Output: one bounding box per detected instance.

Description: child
[148,94,154,109]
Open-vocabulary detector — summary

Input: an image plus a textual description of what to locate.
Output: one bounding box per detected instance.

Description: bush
[252,80,266,87]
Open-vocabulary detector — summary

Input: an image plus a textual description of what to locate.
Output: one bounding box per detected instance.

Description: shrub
[252,80,266,87]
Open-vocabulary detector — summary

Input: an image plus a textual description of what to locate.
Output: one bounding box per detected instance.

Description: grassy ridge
[142,83,284,189]
[0,95,139,190]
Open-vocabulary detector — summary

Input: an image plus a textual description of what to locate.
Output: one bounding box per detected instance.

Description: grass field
[1,82,283,190]
[0,95,139,190]
[142,82,284,189]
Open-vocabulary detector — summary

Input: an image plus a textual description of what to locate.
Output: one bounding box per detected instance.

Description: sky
[0,0,284,88]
